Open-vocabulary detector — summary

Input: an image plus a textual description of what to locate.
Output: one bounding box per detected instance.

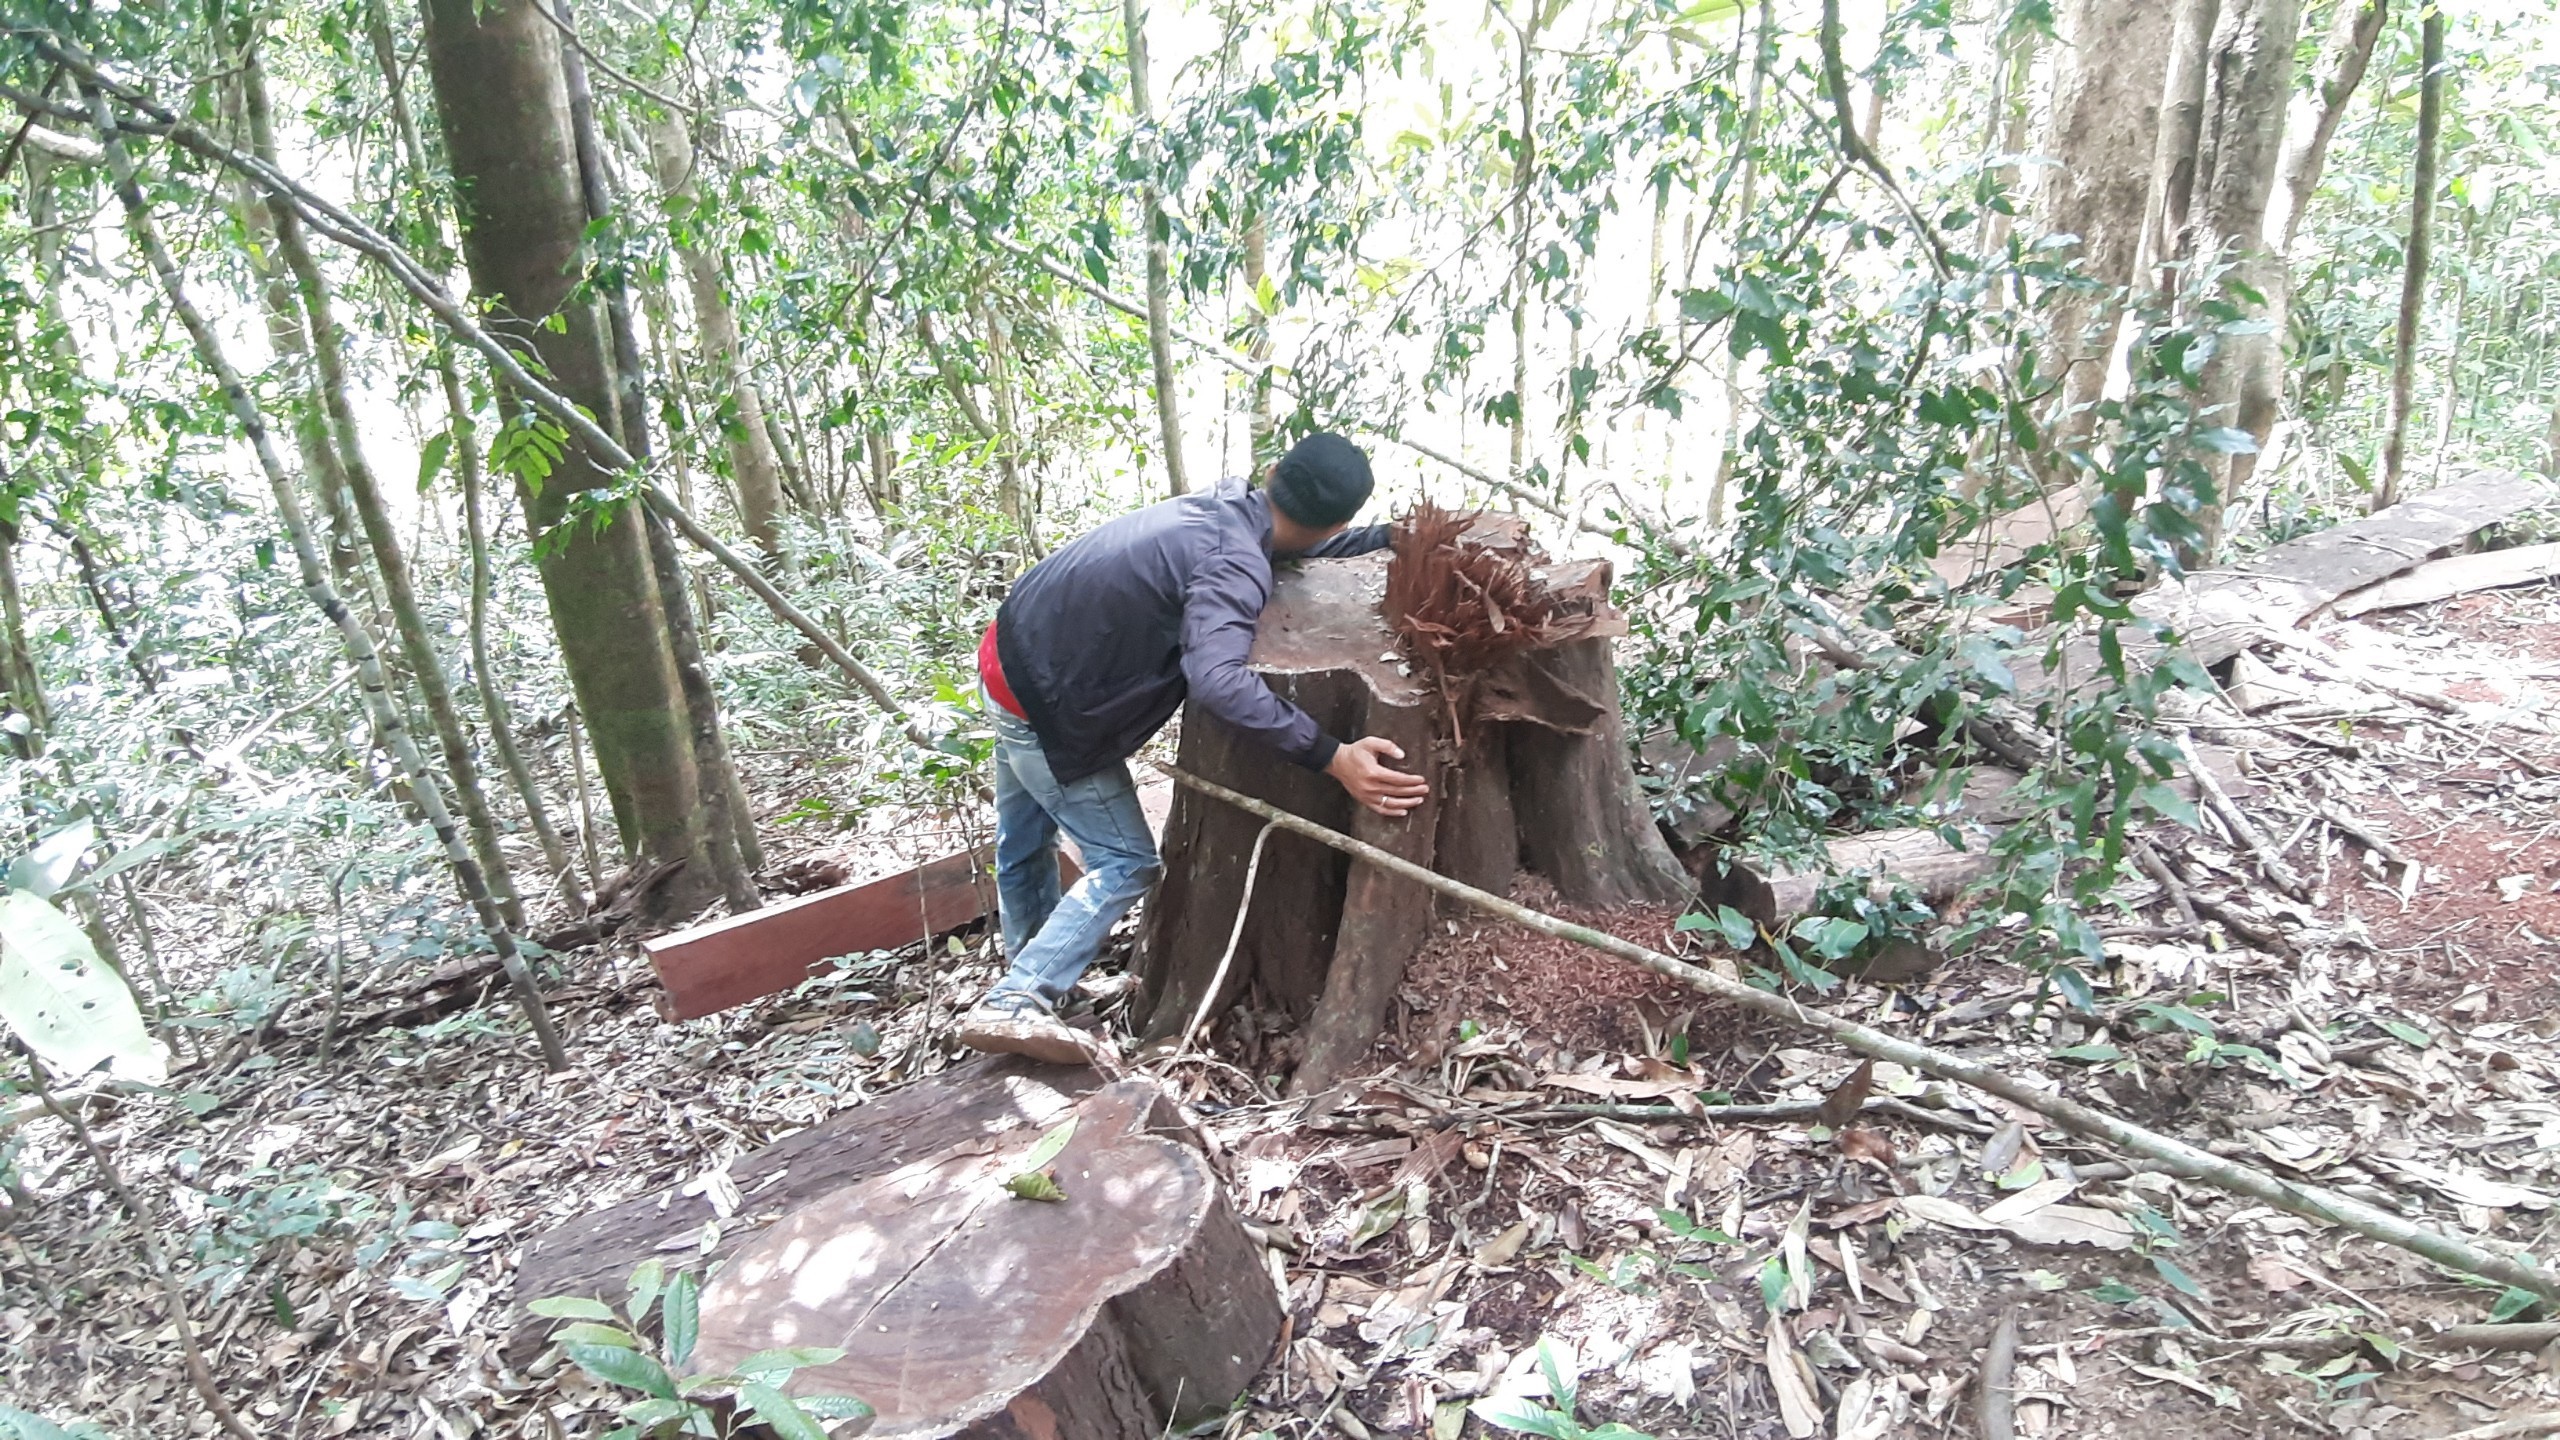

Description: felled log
[687,1080,1279,1439]
[2329,540,2560,618]
[510,1054,1101,1362]
[1708,828,1999,931]
[2011,470,2545,695]
[1136,510,1692,1093]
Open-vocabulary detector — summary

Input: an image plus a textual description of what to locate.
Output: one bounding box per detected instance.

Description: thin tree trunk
[2544,391,2560,480]
[0,522,50,740]
[2377,9,2445,511]
[448,362,585,910]
[1242,217,1276,466]
[1506,2,1539,485]
[918,308,1036,544]
[1121,0,1187,491]
[2184,0,2305,557]
[1121,0,1189,495]
[975,293,1045,557]
[244,53,526,930]
[2268,0,2387,256]
[2137,0,2219,290]
[866,429,900,520]
[1708,0,1773,523]
[646,114,793,572]
[97,97,568,1071]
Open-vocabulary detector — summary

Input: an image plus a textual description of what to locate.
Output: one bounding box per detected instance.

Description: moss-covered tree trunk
[419,0,718,918]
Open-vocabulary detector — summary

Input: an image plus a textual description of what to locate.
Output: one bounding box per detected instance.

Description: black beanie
[1267,432,1374,528]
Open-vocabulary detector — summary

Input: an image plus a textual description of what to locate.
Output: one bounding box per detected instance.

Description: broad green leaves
[0,888,161,1083]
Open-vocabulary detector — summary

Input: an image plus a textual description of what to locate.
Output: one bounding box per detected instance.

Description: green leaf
[0,1402,82,1440]
[626,1259,666,1326]
[2375,1017,2433,1049]
[551,1322,642,1349]
[415,431,453,494]
[795,1395,876,1422]
[2048,1043,2124,1064]
[2087,1280,2142,1304]
[616,1398,689,1428]
[565,1343,678,1399]
[662,1271,700,1369]
[1019,1116,1077,1172]
[10,821,92,899]
[0,890,162,1082]
[2152,1255,2209,1299]
[733,1347,850,1380]
[2489,1286,2540,1322]
[528,1297,619,1321]
[739,1383,831,1440]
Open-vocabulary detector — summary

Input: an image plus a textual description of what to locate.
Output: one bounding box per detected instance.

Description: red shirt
[978,621,1027,719]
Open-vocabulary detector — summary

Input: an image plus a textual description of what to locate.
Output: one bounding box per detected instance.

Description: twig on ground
[2177,733,2309,900]
[1156,760,2560,1303]
[2434,1322,2560,1352]
[1979,1305,2021,1440]
[25,1056,265,1440]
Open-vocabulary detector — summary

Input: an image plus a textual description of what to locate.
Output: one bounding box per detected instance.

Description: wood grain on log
[687,1080,1281,1439]
[510,1055,1100,1362]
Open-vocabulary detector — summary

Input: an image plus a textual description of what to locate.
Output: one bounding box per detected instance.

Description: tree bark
[2032,0,2179,458]
[554,15,760,911]
[245,50,527,931]
[2267,0,2387,256]
[645,114,794,572]
[2185,0,2305,557]
[2135,0,2219,291]
[419,0,719,919]
[1506,1,1539,484]
[0,523,49,744]
[1121,0,1190,496]
[1241,216,1276,466]
[2377,9,2445,512]
[98,99,568,1072]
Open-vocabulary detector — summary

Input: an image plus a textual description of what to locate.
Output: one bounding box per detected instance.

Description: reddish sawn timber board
[645,849,1002,1019]
[646,782,1176,1020]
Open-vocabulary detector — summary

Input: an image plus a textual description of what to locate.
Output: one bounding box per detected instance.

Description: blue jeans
[985,699,1161,1012]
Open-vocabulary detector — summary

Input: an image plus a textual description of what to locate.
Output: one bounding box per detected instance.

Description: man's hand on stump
[1327,736,1430,818]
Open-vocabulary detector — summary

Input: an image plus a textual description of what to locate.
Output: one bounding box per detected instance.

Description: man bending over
[962,432,1430,1062]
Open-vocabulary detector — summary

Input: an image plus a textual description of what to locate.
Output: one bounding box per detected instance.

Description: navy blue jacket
[994,481,1390,784]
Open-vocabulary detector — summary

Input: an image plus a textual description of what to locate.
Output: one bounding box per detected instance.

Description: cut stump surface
[687,1080,1280,1439]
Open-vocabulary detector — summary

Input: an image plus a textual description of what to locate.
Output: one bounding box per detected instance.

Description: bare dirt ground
[5,585,2560,1439]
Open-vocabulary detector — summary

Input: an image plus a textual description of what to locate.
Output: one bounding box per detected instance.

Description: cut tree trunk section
[686,1078,1279,1439]
[1135,513,1691,1094]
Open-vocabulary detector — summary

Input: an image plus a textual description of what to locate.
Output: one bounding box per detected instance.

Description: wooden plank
[645,848,1001,1020]
[2012,471,2546,695]
[2145,470,2546,669]
[645,780,1177,1021]
[2329,541,2560,617]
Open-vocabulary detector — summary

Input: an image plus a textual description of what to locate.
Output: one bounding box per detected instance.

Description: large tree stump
[511,1055,1103,1363]
[687,1080,1279,1439]
[1136,514,1692,1093]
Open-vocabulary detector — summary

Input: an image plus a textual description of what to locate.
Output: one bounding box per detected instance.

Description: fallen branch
[1154,760,2560,1303]
[2434,1322,2560,1352]
[26,1058,264,1440]
[1978,1305,2021,1440]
